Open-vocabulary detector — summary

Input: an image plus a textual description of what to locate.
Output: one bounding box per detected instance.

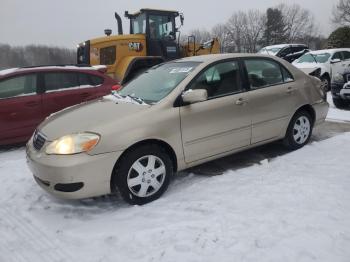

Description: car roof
[0,65,106,78]
[263,44,307,49]
[308,48,350,55]
[175,53,284,64]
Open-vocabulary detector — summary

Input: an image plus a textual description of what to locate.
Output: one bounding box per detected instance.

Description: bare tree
[332,0,350,25]
[187,29,212,44]
[211,23,231,52]
[226,11,247,52]
[243,10,266,52]
[278,3,317,43]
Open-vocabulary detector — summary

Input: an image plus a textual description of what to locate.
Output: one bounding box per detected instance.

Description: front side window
[100,46,116,65]
[149,15,175,39]
[188,61,243,98]
[342,51,350,60]
[119,62,200,103]
[332,52,343,60]
[0,74,36,99]
[244,59,284,89]
[44,72,78,92]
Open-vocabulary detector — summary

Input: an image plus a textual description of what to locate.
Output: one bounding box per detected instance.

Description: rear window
[0,74,36,99]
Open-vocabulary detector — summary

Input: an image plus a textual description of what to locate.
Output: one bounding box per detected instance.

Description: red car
[0,65,119,145]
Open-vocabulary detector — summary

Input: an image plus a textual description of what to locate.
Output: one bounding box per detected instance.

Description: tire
[283,110,313,150]
[333,98,348,109]
[112,144,173,205]
[321,76,330,92]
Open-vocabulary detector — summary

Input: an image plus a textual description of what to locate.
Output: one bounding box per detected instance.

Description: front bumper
[26,137,122,199]
[331,82,350,100]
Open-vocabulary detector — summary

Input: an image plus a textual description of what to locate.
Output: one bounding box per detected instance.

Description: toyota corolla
[26,54,329,205]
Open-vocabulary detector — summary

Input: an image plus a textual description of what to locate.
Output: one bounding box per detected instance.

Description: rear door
[0,73,43,144]
[243,58,298,144]
[77,72,110,101]
[330,51,345,77]
[41,71,85,117]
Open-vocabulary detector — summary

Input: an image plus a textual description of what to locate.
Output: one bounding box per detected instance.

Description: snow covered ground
[1,97,350,262]
[327,95,350,122]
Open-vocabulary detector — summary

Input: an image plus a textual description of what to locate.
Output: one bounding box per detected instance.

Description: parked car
[258,44,309,63]
[331,67,350,108]
[0,65,118,145]
[292,48,350,91]
[26,54,328,205]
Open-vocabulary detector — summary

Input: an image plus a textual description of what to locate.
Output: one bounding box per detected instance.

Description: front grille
[33,131,46,151]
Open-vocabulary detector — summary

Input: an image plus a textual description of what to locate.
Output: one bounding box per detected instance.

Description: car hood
[38,95,150,141]
[293,62,327,76]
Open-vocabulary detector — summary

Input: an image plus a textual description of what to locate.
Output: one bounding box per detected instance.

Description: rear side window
[281,67,294,82]
[244,59,284,89]
[342,51,350,60]
[0,74,36,99]
[44,72,79,92]
[189,61,243,98]
[100,46,116,65]
[78,73,104,87]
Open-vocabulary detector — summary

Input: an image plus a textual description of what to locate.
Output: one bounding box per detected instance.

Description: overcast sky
[0,0,337,48]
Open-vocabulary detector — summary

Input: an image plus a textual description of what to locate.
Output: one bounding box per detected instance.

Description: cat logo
[128,42,143,52]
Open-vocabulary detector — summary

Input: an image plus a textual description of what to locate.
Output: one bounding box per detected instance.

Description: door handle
[235,98,247,105]
[286,87,294,94]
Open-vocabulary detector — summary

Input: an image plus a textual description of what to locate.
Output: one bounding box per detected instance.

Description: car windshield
[259,47,282,55]
[296,53,331,64]
[119,62,200,104]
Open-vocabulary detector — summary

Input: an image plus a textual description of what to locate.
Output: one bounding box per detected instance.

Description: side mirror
[331,58,341,64]
[181,89,208,104]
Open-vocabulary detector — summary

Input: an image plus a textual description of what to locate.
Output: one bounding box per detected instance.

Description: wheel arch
[294,104,316,125]
[110,139,178,192]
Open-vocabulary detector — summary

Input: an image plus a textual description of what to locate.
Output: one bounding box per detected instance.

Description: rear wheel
[321,75,330,92]
[284,111,313,150]
[112,144,173,205]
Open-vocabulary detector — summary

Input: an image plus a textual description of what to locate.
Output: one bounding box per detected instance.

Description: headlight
[332,73,345,83]
[45,133,100,155]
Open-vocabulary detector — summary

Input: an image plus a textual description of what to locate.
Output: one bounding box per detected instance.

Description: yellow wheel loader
[77,9,220,84]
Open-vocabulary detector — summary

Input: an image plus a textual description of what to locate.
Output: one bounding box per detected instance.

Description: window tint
[100,46,116,65]
[90,75,104,86]
[189,61,243,98]
[244,59,283,89]
[44,72,78,92]
[78,73,91,86]
[0,74,36,99]
[293,46,306,53]
[279,47,291,57]
[343,51,350,60]
[332,52,343,60]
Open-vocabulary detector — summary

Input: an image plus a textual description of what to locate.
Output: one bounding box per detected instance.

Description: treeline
[184,3,327,53]
[0,44,76,70]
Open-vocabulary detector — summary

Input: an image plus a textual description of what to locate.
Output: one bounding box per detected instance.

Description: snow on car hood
[38,95,150,141]
[293,62,326,75]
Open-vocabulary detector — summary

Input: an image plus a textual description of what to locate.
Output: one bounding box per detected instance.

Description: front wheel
[112,144,173,205]
[283,111,313,150]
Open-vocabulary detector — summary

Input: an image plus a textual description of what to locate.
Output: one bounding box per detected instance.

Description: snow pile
[327,94,350,122]
[1,131,350,261]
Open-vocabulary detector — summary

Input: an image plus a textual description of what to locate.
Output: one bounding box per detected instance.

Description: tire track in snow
[0,206,73,262]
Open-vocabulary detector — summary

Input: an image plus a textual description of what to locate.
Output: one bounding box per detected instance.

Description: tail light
[111,84,122,91]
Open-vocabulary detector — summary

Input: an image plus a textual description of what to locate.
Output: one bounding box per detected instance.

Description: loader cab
[125,9,182,60]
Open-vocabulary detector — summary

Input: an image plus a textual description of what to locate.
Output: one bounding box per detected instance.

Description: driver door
[180,60,251,163]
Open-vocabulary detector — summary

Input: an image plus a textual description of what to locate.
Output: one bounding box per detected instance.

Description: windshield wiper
[115,93,147,105]
[310,54,318,64]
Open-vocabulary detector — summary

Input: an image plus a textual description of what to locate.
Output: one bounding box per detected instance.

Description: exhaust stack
[114,12,123,35]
